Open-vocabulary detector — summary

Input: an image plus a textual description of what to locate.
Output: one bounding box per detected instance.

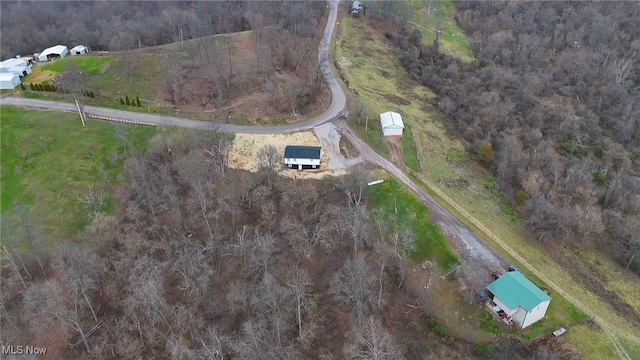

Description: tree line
[0,1,324,56]
[371,1,640,273]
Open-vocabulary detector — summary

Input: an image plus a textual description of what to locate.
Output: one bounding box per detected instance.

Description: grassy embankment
[23,52,171,114]
[335,4,637,358]
[366,178,458,269]
[407,0,475,63]
[1,106,156,248]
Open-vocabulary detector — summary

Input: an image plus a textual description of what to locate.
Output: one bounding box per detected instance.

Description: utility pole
[75,99,87,129]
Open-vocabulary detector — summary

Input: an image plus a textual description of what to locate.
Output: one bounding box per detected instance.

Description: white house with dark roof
[485,271,551,329]
[284,145,321,170]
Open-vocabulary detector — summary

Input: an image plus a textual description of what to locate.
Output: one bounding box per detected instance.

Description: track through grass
[336,9,637,360]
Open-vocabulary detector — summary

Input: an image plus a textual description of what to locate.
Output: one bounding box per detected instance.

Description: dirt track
[336,120,635,360]
[1,0,635,357]
[336,121,505,289]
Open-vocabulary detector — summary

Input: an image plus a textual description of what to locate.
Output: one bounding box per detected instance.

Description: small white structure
[70,45,89,56]
[284,145,322,170]
[0,57,32,77]
[351,0,362,15]
[0,73,21,89]
[380,111,404,136]
[486,271,552,329]
[38,45,69,62]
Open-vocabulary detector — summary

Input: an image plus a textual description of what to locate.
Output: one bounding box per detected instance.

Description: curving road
[0,0,345,135]
[3,1,633,357]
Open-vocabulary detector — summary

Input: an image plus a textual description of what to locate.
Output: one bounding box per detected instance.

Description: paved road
[0,0,345,135]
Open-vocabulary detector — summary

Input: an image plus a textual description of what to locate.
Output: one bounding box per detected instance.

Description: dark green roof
[284,145,321,159]
[486,272,551,312]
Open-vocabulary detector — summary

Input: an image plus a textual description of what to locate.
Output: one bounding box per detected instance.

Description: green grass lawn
[365,177,458,270]
[401,124,421,171]
[1,106,156,247]
[39,55,116,75]
[25,53,165,106]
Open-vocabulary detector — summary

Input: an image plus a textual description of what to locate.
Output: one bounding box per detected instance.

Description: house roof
[1,58,28,68]
[284,145,321,159]
[70,45,87,52]
[380,111,404,129]
[487,271,551,312]
[40,45,68,57]
[0,72,19,81]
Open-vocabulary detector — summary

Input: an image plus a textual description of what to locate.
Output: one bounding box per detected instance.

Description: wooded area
[374,1,640,274]
[1,1,319,56]
[0,130,572,358]
[1,1,328,117]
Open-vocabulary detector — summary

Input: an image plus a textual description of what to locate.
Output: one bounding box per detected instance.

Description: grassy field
[405,0,475,62]
[39,55,116,75]
[1,106,156,247]
[366,178,458,269]
[335,9,638,360]
[24,53,166,110]
[401,124,421,171]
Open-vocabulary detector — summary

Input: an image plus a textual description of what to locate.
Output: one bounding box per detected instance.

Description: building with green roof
[486,271,552,329]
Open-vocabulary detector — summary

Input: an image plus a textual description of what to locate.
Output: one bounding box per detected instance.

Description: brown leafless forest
[375,1,640,274]
[1,131,569,359]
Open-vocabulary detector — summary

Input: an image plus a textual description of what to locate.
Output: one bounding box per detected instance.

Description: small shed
[38,45,69,62]
[0,73,21,89]
[0,57,32,77]
[70,45,89,56]
[380,111,404,136]
[284,145,321,170]
[351,0,362,15]
[485,271,551,329]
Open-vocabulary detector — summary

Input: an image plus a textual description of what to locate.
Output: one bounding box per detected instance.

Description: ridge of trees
[371,1,640,273]
[1,1,323,56]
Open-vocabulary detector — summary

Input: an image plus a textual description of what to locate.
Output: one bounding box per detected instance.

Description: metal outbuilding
[0,57,32,77]
[38,45,69,62]
[70,45,90,56]
[380,111,404,136]
[0,73,21,89]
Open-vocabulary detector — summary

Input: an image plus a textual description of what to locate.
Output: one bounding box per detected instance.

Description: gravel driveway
[337,120,507,288]
[314,123,363,170]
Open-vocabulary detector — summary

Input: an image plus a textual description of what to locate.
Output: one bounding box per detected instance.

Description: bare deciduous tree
[3,205,47,276]
[199,325,227,360]
[257,145,283,187]
[338,204,371,256]
[330,256,376,324]
[339,167,369,206]
[344,317,405,360]
[285,265,316,339]
[252,272,291,346]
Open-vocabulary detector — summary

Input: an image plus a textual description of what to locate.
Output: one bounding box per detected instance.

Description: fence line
[87,115,157,127]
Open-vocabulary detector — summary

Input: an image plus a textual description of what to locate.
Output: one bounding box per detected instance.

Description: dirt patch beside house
[229,124,364,179]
